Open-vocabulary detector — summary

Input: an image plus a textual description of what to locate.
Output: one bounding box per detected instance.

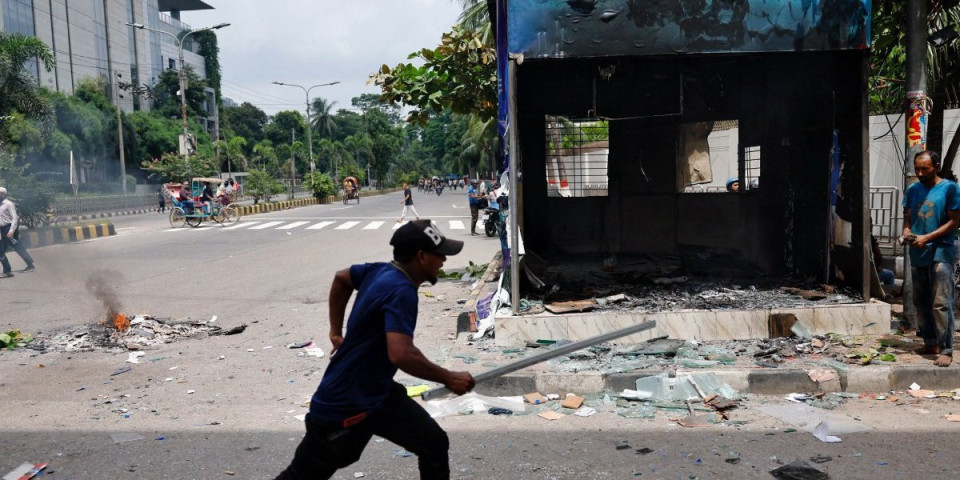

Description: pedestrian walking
[0,187,36,277]
[397,182,420,223]
[467,179,481,235]
[157,186,167,213]
[274,219,475,479]
[902,150,960,367]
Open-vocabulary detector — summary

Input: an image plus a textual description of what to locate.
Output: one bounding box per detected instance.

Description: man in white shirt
[0,187,36,277]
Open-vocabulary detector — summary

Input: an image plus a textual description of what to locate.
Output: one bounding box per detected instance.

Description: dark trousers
[0,226,10,274]
[275,383,450,480]
[0,226,33,268]
[470,205,479,233]
[1,225,32,272]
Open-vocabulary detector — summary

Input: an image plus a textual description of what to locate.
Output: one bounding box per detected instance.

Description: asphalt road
[3,189,960,479]
[0,186,499,333]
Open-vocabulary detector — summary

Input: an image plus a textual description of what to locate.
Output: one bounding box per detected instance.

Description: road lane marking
[363,221,384,230]
[335,221,360,230]
[278,221,310,230]
[393,221,408,229]
[222,221,260,230]
[250,221,285,230]
[448,220,465,230]
[307,221,336,230]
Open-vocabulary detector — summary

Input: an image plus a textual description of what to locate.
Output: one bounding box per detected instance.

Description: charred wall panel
[516,51,866,284]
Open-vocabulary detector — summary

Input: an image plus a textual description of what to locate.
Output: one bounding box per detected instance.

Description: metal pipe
[508,58,520,315]
[421,320,657,401]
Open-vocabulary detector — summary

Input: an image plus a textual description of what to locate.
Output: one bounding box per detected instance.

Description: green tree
[128,111,182,164]
[352,93,402,125]
[370,26,496,125]
[245,167,284,204]
[332,109,364,141]
[0,32,55,124]
[192,30,222,106]
[140,151,217,183]
[303,170,335,201]
[0,147,52,228]
[310,97,338,140]
[222,102,267,150]
[265,110,306,147]
[214,136,248,173]
[151,67,209,122]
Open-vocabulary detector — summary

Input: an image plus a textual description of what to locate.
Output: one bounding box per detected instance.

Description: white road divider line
[335,221,360,230]
[449,220,465,230]
[278,221,310,230]
[250,221,285,230]
[363,221,384,230]
[393,221,408,230]
[306,221,336,230]
[222,221,259,230]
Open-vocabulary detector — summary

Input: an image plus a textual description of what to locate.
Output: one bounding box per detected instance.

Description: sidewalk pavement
[418,255,960,399]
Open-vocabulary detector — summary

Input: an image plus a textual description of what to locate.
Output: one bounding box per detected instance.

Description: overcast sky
[184,0,465,116]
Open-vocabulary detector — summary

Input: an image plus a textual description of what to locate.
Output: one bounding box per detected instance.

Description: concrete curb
[67,209,153,221]
[470,364,960,397]
[237,197,318,217]
[20,222,116,249]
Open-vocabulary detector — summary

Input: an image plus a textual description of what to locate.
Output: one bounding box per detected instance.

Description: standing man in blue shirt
[902,150,960,367]
[467,179,481,236]
[276,220,475,479]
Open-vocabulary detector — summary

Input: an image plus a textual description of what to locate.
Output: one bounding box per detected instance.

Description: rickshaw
[165,177,242,228]
[342,176,360,204]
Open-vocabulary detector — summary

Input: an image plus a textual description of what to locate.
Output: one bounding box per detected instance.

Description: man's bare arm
[386,332,475,394]
[328,269,354,354]
[914,210,960,248]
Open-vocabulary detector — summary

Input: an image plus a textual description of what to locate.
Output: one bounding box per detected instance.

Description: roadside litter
[769,459,829,480]
[423,392,524,418]
[2,462,48,480]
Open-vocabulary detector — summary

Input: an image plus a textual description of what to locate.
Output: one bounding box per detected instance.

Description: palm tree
[0,32,55,122]
[455,0,492,44]
[310,97,338,140]
[214,136,248,173]
[458,114,497,174]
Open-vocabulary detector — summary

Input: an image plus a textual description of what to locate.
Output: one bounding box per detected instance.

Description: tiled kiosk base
[493,300,891,347]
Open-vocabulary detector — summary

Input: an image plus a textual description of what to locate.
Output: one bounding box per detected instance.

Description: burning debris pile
[524,255,862,314]
[31,315,240,353]
[26,270,246,353]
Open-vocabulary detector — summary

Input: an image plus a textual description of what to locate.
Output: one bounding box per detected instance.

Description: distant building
[0,0,217,130]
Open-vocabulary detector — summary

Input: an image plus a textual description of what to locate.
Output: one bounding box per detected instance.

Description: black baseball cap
[391,220,464,256]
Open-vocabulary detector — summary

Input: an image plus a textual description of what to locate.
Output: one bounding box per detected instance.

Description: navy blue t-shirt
[309,262,418,424]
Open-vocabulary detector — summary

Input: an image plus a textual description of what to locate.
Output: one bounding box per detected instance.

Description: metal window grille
[744,145,761,190]
[544,116,609,198]
[869,186,901,246]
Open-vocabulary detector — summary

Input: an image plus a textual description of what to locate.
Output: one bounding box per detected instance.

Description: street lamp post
[126,21,230,160]
[272,81,339,176]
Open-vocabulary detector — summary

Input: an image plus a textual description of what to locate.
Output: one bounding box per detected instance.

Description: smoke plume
[85,269,125,318]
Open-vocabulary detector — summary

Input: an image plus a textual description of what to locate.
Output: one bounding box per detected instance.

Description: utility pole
[901,0,929,331]
[115,73,127,194]
[290,128,296,200]
[272,81,340,177]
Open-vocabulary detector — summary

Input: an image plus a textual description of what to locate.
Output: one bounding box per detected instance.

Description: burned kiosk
[495,1,887,346]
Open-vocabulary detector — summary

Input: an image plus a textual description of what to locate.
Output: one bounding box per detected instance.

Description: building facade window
[2,0,39,78]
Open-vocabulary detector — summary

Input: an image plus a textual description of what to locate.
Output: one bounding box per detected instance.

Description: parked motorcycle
[482,205,499,237]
